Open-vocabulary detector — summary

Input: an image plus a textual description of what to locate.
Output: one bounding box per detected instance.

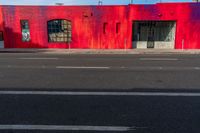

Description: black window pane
[0,32,3,41]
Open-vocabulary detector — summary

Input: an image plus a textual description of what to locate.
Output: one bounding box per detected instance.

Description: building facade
[0,3,200,49]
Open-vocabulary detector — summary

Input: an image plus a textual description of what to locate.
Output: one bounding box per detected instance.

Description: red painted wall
[0,6,3,33]
[1,3,200,49]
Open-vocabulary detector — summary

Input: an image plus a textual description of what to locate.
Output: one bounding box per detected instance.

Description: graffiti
[22,29,30,42]
[21,20,30,42]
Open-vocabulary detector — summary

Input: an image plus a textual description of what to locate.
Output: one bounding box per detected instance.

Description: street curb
[1,49,200,54]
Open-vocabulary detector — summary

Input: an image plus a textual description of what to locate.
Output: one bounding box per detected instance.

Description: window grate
[48,19,72,43]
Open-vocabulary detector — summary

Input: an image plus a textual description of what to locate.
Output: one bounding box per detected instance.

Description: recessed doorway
[132,21,176,49]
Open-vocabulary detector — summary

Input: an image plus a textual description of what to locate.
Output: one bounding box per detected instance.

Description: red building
[0,2,200,49]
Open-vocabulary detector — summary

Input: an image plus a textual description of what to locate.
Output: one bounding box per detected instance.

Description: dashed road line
[139,58,178,61]
[56,66,110,69]
[0,125,134,131]
[18,58,58,60]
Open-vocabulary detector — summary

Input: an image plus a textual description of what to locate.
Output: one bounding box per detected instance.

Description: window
[103,23,108,34]
[116,22,121,34]
[21,20,30,42]
[48,19,72,43]
[0,32,3,41]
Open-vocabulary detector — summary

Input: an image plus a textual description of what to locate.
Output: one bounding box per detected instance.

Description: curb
[0,49,200,54]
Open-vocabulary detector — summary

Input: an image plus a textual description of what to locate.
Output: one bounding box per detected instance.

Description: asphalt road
[0,53,199,133]
[0,53,199,89]
[0,91,200,133]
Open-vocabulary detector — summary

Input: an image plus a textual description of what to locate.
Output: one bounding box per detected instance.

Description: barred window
[48,19,72,43]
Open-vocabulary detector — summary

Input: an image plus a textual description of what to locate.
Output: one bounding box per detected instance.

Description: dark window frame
[0,31,3,41]
[47,19,72,43]
[116,22,121,34]
[103,22,108,34]
[21,20,29,30]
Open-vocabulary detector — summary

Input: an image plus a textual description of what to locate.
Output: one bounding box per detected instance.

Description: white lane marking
[56,66,200,71]
[140,58,178,61]
[0,65,200,71]
[56,66,110,69]
[18,58,58,60]
[194,67,200,70]
[0,91,200,97]
[126,66,200,71]
[0,125,134,131]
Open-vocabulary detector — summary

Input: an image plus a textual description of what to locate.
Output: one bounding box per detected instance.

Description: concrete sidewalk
[1,48,200,54]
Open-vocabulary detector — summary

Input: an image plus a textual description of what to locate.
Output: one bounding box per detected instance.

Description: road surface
[0,53,199,89]
[0,53,199,133]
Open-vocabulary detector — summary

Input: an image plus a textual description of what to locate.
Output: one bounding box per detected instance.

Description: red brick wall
[1,3,200,49]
